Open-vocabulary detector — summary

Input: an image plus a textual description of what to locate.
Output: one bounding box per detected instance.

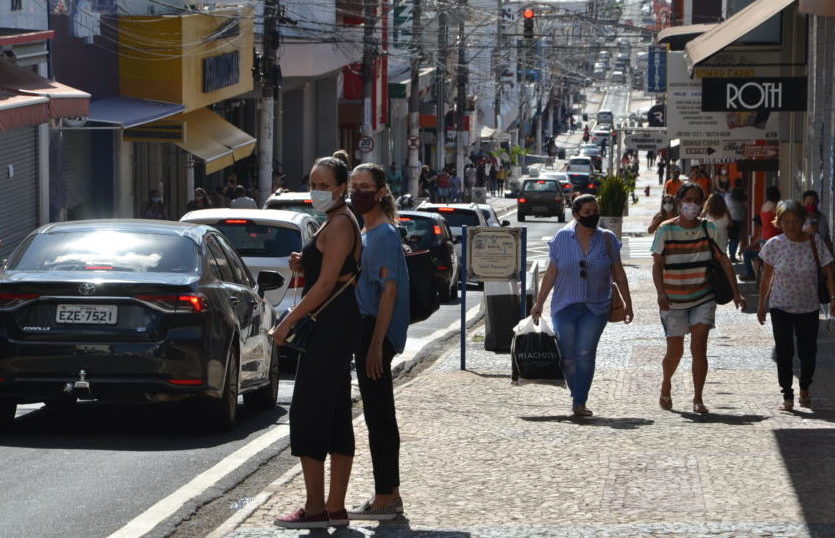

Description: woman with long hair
[701,193,732,254]
[272,157,362,529]
[757,200,835,410]
[346,163,411,520]
[648,194,677,235]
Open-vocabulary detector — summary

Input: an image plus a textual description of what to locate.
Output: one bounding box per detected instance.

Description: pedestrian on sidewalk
[347,163,410,521]
[652,184,746,414]
[664,173,683,197]
[701,193,732,255]
[801,190,834,254]
[272,157,362,529]
[530,194,634,417]
[740,215,763,282]
[229,185,257,208]
[657,159,666,186]
[728,178,748,262]
[497,166,507,196]
[757,200,835,411]
[761,186,782,243]
[648,194,677,235]
[646,150,656,168]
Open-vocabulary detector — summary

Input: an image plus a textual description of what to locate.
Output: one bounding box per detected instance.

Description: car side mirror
[257,271,285,294]
[452,236,461,244]
[501,220,511,227]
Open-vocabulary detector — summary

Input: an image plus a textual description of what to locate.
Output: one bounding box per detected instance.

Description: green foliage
[508,145,528,166]
[598,175,629,217]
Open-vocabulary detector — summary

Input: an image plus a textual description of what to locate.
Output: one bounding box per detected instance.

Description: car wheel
[206,344,239,431]
[0,399,16,428]
[244,344,279,411]
[518,213,526,222]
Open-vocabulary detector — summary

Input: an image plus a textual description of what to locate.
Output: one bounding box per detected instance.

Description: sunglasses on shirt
[579,260,587,279]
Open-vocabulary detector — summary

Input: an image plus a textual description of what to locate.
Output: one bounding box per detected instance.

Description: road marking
[624,236,655,260]
[108,424,290,538]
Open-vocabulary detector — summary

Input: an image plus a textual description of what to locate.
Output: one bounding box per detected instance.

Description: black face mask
[577,213,600,229]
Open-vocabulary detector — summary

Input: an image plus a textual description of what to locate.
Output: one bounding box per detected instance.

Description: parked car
[566,155,594,173]
[591,128,612,147]
[477,204,511,228]
[567,172,602,195]
[398,211,459,303]
[179,208,319,316]
[539,171,573,197]
[611,71,626,84]
[578,144,603,170]
[517,179,566,222]
[0,220,284,430]
[597,110,614,124]
[415,202,488,261]
[263,191,325,224]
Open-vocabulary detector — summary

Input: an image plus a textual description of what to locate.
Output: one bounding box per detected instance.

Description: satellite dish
[62,116,88,128]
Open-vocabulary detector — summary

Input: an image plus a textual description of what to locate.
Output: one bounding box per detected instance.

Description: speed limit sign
[407,135,420,150]
[358,136,374,153]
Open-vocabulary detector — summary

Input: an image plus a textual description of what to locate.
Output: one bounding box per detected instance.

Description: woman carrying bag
[530,195,634,417]
[272,157,362,529]
[757,200,835,411]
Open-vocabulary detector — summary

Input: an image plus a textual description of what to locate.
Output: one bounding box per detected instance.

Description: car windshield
[424,209,480,229]
[212,222,302,258]
[7,231,200,273]
[398,216,440,249]
[523,180,558,192]
[266,201,325,223]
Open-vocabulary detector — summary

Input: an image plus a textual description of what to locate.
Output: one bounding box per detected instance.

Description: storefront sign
[678,139,779,162]
[701,77,807,112]
[647,104,665,127]
[467,227,521,282]
[667,51,780,141]
[203,52,240,93]
[646,45,667,93]
[625,133,667,151]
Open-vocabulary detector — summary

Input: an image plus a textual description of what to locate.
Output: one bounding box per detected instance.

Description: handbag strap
[310,274,357,321]
[701,220,721,261]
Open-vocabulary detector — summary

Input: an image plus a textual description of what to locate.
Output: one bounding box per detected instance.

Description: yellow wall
[119,10,254,112]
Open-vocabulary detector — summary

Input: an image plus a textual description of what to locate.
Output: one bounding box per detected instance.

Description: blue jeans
[552,303,608,407]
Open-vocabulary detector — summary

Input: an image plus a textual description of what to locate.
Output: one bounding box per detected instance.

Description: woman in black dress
[272,157,362,529]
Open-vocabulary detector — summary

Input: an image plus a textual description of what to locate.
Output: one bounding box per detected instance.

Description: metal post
[257,0,279,204]
[361,0,377,158]
[435,8,448,173]
[455,0,467,181]
[460,225,468,370]
[520,226,527,321]
[407,0,422,196]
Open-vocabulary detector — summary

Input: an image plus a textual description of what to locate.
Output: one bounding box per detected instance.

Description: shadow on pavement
[520,415,654,429]
[671,410,767,425]
[774,429,835,534]
[276,517,471,537]
[0,401,287,450]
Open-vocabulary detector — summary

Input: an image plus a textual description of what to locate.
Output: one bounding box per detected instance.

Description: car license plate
[56,304,118,325]
[533,206,548,212]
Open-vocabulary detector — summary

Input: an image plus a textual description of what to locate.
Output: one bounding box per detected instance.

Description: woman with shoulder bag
[346,163,410,521]
[757,200,835,411]
[530,195,634,417]
[272,157,362,529]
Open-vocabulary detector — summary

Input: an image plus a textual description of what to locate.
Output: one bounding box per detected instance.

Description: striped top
[548,221,621,316]
[650,219,718,309]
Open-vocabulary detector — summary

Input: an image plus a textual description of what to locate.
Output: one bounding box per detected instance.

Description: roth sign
[701,77,807,112]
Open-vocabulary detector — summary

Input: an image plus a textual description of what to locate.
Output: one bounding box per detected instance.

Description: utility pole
[361,0,377,163]
[455,0,467,181]
[435,6,448,173]
[407,0,422,195]
[494,0,502,129]
[257,0,279,204]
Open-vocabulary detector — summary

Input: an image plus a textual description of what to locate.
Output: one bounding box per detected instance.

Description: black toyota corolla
[0,220,284,430]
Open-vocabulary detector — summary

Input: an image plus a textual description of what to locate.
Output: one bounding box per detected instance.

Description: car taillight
[85,265,113,271]
[433,225,443,235]
[554,197,561,202]
[224,219,248,224]
[167,379,203,385]
[135,294,208,313]
[399,217,412,222]
[588,184,595,188]
[519,197,527,204]
[288,274,305,288]
[0,292,40,309]
[437,265,449,270]
[304,200,312,204]
[438,207,455,212]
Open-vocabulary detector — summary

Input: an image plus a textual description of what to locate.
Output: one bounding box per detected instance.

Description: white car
[566,156,594,173]
[263,191,325,224]
[597,110,614,124]
[179,208,320,314]
[476,204,510,228]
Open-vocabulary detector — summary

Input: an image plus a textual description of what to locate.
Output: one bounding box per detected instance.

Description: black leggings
[290,291,360,461]
[770,308,819,400]
[356,316,400,495]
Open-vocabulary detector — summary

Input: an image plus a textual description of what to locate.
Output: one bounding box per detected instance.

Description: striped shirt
[650,219,718,309]
[548,221,621,316]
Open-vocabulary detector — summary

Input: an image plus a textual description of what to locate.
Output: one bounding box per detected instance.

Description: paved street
[218,168,835,538]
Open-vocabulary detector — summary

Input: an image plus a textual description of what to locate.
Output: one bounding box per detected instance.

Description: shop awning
[657,23,718,45]
[684,0,796,72]
[177,108,256,175]
[0,59,89,119]
[0,90,49,131]
[88,97,185,128]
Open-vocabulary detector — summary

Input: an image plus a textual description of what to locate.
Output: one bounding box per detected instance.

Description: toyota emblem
[79,283,96,296]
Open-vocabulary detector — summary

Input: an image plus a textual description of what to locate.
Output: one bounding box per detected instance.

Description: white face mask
[662,203,674,213]
[680,202,701,220]
[310,189,338,212]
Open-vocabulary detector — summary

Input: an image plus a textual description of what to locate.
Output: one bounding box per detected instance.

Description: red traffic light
[523,8,535,19]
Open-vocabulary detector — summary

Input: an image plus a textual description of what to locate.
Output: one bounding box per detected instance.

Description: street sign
[358,135,374,153]
[466,227,521,282]
[407,135,420,149]
[679,139,779,161]
[701,77,807,112]
[626,133,667,151]
[646,45,667,93]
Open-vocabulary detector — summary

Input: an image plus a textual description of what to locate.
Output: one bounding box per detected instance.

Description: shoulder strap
[701,220,720,260]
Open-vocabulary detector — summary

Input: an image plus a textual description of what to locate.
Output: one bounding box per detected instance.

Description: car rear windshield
[213,222,302,258]
[568,174,592,184]
[8,231,200,273]
[266,201,324,221]
[523,180,558,192]
[423,209,480,229]
[398,216,441,249]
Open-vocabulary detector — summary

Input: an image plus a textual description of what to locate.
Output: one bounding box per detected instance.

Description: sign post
[460,226,468,371]
[519,227,527,321]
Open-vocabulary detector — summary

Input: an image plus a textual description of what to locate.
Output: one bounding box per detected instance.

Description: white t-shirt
[706,214,730,252]
[760,234,833,313]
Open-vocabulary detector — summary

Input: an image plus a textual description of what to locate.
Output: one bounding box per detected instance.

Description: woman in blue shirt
[347,163,410,520]
[531,195,633,417]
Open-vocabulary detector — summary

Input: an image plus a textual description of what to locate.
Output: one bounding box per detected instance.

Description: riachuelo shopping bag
[511,315,564,384]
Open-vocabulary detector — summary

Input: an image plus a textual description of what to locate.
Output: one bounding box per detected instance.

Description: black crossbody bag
[701,220,734,305]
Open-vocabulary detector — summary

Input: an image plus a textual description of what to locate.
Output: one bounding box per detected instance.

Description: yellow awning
[176,108,256,175]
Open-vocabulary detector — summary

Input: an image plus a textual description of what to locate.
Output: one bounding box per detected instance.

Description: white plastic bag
[511,316,564,385]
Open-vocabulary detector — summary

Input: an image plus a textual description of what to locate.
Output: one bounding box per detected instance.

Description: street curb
[206,302,485,538]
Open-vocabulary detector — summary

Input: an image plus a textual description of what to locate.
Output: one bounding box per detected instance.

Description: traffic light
[523,8,534,40]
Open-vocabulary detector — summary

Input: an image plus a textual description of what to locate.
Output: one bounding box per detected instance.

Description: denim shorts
[660,300,716,338]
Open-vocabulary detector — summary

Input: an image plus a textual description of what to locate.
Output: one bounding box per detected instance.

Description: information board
[466,227,521,282]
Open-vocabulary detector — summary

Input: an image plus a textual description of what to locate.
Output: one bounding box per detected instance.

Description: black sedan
[0,220,284,430]
[398,211,459,303]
